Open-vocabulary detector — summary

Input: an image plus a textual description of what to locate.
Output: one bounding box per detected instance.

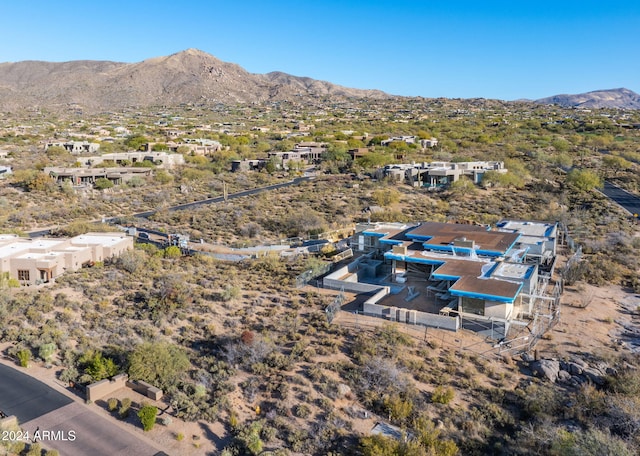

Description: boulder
[567,362,584,375]
[582,368,606,386]
[557,370,572,383]
[521,353,535,363]
[530,359,561,383]
[337,383,352,398]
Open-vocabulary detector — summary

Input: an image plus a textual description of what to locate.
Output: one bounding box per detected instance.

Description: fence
[295,262,332,288]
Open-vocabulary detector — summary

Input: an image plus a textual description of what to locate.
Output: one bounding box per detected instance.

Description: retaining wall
[86,373,128,402]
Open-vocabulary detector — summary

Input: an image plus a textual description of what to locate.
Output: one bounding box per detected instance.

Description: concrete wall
[126,380,163,401]
[86,373,128,402]
[484,301,510,319]
[363,301,460,331]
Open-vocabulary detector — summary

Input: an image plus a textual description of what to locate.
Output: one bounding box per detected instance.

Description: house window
[461,296,484,316]
[18,270,30,281]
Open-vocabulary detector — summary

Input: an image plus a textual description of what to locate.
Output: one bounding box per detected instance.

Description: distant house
[348,148,371,160]
[80,152,185,169]
[381,160,507,188]
[381,136,416,146]
[45,141,100,154]
[231,159,266,172]
[44,167,153,186]
[420,138,438,148]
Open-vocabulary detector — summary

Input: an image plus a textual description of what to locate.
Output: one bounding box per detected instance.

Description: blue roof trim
[523,265,535,279]
[431,273,460,281]
[406,233,433,241]
[363,231,386,238]
[475,249,504,257]
[484,262,500,277]
[450,282,523,303]
[504,234,521,253]
[380,239,403,245]
[384,253,445,266]
[544,224,556,237]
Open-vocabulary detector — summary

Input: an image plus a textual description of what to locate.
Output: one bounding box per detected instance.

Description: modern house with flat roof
[78,151,185,169]
[44,167,153,186]
[382,161,507,187]
[45,141,100,154]
[328,220,560,338]
[0,232,132,286]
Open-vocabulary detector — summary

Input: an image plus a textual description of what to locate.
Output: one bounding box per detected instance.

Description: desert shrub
[107,397,118,412]
[25,442,42,456]
[432,386,455,404]
[119,397,132,418]
[293,404,311,419]
[138,404,158,431]
[17,348,31,367]
[128,341,190,391]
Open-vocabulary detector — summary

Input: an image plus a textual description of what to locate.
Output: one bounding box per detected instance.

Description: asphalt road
[0,363,72,422]
[601,181,640,217]
[0,364,161,456]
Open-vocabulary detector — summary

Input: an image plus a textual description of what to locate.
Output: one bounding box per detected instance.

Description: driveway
[0,364,163,456]
[602,181,640,217]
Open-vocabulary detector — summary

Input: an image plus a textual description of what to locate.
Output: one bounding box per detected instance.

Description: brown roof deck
[406,222,519,253]
[449,276,521,299]
[431,257,488,278]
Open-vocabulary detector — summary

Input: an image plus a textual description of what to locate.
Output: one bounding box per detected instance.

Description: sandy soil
[536,283,640,361]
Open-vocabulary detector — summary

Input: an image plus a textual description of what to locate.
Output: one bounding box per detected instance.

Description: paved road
[602,181,640,217]
[0,364,72,422]
[0,364,161,456]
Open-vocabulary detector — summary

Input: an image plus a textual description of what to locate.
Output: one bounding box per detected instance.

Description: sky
[1,1,638,101]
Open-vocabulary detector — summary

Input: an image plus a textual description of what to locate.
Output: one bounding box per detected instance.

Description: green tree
[125,135,149,151]
[138,405,158,431]
[46,145,71,158]
[94,178,114,190]
[566,169,602,192]
[27,173,57,192]
[449,177,476,196]
[163,245,182,259]
[602,155,632,176]
[152,143,169,151]
[154,170,174,184]
[82,351,118,381]
[372,188,401,206]
[0,272,20,289]
[128,342,190,390]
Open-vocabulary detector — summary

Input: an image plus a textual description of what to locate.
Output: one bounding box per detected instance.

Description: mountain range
[0,49,388,111]
[0,49,637,111]
[534,88,640,110]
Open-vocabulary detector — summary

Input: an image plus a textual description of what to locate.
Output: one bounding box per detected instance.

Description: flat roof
[15,252,62,261]
[496,220,556,238]
[491,262,535,281]
[0,243,34,258]
[71,233,128,248]
[406,222,519,254]
[449,276,523,302]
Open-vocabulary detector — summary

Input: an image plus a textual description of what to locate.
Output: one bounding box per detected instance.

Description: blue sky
[1,1,638,100]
